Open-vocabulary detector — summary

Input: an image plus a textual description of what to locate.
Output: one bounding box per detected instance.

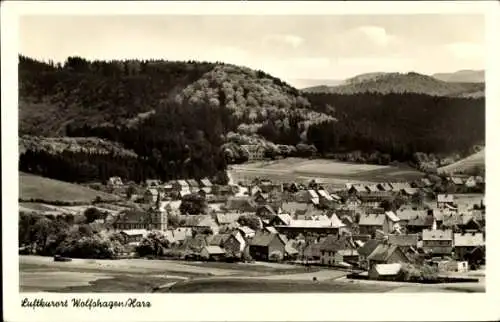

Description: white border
[2,1,500,322]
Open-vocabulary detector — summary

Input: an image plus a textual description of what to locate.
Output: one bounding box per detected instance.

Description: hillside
[433,70,485,83]
[19,172,120,203]
[19,135,138,157]
[437,149,485,175]
[302,72,484,97]
[19,55,485,183]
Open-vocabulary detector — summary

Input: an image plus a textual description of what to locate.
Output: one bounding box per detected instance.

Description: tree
[126,185,137,199]
[180,193,208,215]
[84,207,106,223]
[237,214,261,230]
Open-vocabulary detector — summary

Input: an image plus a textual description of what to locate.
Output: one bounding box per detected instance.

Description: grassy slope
[19,172,120,203]
[437,149,485,175]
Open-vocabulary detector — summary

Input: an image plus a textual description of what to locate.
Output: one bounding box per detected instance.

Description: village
[87,170,486,283]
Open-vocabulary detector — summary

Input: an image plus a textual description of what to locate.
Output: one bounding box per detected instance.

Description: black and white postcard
[2,1,499,321]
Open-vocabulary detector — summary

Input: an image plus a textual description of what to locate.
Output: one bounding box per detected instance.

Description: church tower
[151,191,168,231]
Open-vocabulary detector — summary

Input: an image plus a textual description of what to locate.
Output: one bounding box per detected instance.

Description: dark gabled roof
[357,239,382,257]
[258,204,277,216]
[319,235,355,252]
[359,214,385,226]
[407,215,434,227]
[388,234,419,247]
[367,244,404,262]
[208,233,231,246]
[249,232,283,247]
[397,209,427,221]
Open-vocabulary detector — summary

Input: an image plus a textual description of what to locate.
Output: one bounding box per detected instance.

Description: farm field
[19,172,120,204]
[229,158,424,186]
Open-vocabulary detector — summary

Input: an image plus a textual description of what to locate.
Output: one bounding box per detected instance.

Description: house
[389,182,411,192]
[464,177,477,188]
[396,209,427,228]
[302,240,324,262]
[171,180,189,192]
[377,183,393,192]
[387,234,418,251]
[180,234,210,253]
[437,194,454,208]
[280,202,310,217]
[305,189,319,205]
[114,204,168,231]
[270,213,293,226]
[319,235,357,266]
[200,245,226,261]
[449,177,464,186]
[253,191,270,204]
[120,229,148,244]
[441,213,482,232]
[238,226,256,239]
[357,239,382,269]
[317,189,334,207]
[241,144,265,161]
[358,212,400,236]
[348,184,368,195]
[215,213,241,226]
[256,205,276,219]
[248,232,286,261]
[224,231,247,256]
[368,263,403,281]
[366,243,410,268]
[406,211,436,234]
[454,232,485,261]
[401,188,418,197]
[265,226,279,234]
[186,179,199,192]
[165,227,193,245]
[259,182,282,194]
[145,179,162,187]
[344,195,362,209]
[199,178,213,193]
[108,176,123,187]
[275,216,345,239]
[422,229,453,256]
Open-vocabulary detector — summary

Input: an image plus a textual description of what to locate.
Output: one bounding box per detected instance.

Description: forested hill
[302,72,484,97]
[19,55,485,183]
[18,55,332,183]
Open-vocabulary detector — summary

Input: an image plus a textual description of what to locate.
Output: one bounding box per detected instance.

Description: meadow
[229,158,424,187]
[19,172,120,204]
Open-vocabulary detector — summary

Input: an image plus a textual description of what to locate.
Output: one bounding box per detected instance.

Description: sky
[19,14,485,87]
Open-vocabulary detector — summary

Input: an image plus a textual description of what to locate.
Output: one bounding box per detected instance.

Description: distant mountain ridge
[433,70,484,83]
[302,72,484,97]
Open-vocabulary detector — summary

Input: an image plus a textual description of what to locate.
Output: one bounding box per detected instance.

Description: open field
[19,172,120,204]
[20,255,483,293]
[438,149,485,175]
[229,158,424,186]
[163,277,396,293]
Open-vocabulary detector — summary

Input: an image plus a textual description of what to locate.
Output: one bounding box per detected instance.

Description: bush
[400,263,439,282]
[269,250,284,262]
